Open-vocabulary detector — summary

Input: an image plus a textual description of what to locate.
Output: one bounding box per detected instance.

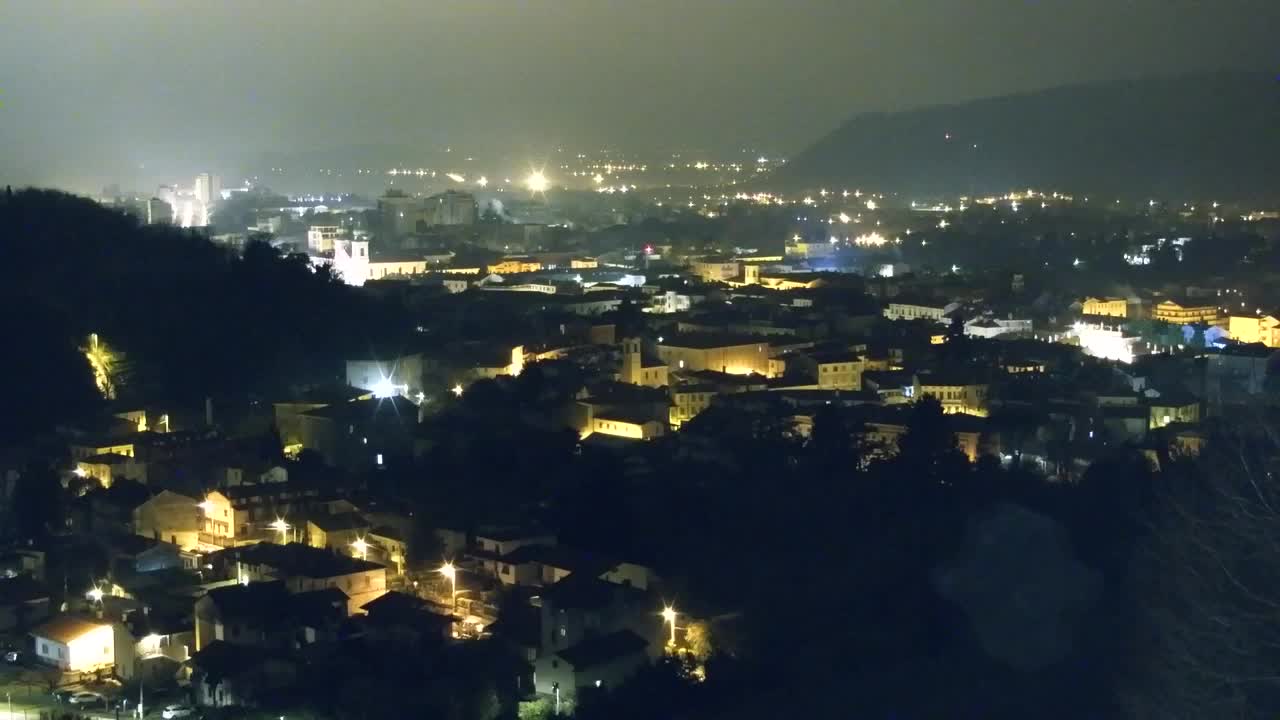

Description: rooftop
[232,542,384,578]
[657,332,771,349]
[308,512,371,533]
[31,615,106,644]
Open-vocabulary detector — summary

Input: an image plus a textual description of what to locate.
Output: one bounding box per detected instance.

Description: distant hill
[767,72,1280,201]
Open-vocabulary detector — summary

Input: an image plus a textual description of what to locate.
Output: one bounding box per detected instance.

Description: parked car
[52,689,76,703]
[161,705,195,719]
[69,692,103,705]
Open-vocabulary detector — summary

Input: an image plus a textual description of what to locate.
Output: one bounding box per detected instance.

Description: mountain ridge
[766,71,1280,201]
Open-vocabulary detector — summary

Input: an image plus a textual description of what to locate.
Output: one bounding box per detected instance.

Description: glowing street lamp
[440,561,458,613]
[661,605,677,647]
[86,586,104,604]
[270,517,290,544]
[351,537,369,561]
[525,170,549,193]
[451,383,464,398]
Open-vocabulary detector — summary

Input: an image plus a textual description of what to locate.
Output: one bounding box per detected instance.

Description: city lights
[351,537,369,560]
[270,517,290,544]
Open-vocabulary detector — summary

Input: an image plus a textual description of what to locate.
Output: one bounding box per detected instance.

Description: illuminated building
[1073,323,1138,363]
[756,272,828,291]
[588,414,666,440]
[669,385,716,428]
[75,453,146,488]
[328,240,437,286]
[619,338,669,388]
[570,257,599,269]
[193,173,221,207]
[1147,393,1201,429]
[306,225,345,253]
[812,352,865,390]
[306,512,372,553]
[656,334,773,376]
[70,439,135,461]
[688,257,740,283]
[883,300,954,322]
[1227,313,1280,347]
[486,257,544,274]
[133,489,207,551]
[912,372,990,416]
[218,541,387,616]
[785,240,835,260]
[1081,296,1128,318]
[31,616,122,674]
[1152,298,1221,325]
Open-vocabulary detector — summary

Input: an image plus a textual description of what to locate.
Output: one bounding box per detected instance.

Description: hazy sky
[1,0,1277,190]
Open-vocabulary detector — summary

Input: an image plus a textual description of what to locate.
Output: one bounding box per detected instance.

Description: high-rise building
[425,190,478,226]
[145,198,174,225]
[307,225,345,253]
[378,190,424,238]
[194,173,221,207]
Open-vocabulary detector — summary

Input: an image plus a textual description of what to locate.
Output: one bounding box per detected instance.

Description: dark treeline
[0,188,408,439]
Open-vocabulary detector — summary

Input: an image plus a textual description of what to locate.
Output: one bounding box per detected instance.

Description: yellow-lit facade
[1081,297,1128,318]
[1152,300,1220,325]
[487,258,543,274]
[817,359,863,390]
[1149,400,1200,429]
[588,417,666,440]
[689,259,740,283]
[570,258,599,269]
[915,381,990,416]
[199,491,234,545]
[71,442,135,461]
[757,273,823,291]
[884,303,948,322]
[620,338,669,388]
[1228,314,1280,347]
[669,388,716,428]
[657,340,773,376]
[34,622,115,672]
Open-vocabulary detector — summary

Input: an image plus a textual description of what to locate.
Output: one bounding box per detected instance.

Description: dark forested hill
[0,188,408,440]
[767,72,1280,201]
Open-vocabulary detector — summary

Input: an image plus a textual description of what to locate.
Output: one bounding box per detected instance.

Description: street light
[86,586,104,604]
[661,605,677,647]
[270,517,290,544]
[451,383,464,398]
[439,561,458,613]
[351,537,369,561]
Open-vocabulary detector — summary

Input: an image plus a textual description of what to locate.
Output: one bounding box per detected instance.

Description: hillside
[767,72,1280,201]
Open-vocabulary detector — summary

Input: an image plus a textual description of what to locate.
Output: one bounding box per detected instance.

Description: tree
[10,462,63,539]
[1128,431,1280,719]
[684,620,714,663]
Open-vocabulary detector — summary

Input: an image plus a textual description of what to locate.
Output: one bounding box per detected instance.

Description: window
[57,647,63,659]
[41,643,48,654]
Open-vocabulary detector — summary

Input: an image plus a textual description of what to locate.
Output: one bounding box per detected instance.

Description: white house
[31,615,133,676]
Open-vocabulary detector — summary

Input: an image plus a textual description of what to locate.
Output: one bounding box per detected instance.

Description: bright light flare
[446,173,466,183]
[525,171,550,193]
[86,586,104,603]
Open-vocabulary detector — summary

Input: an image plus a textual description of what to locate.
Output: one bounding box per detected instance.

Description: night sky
[1,0,1277,190]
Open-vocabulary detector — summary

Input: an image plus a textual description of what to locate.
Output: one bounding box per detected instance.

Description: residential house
[359,591,452,647]
[533,629,650,701]
[187,641,299,709]
[224,543,387,615]
[912,372,991,416]
[294,396,421,470]
[76,453,147,488]
[193,580,348,652]
[30,615,135,677]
